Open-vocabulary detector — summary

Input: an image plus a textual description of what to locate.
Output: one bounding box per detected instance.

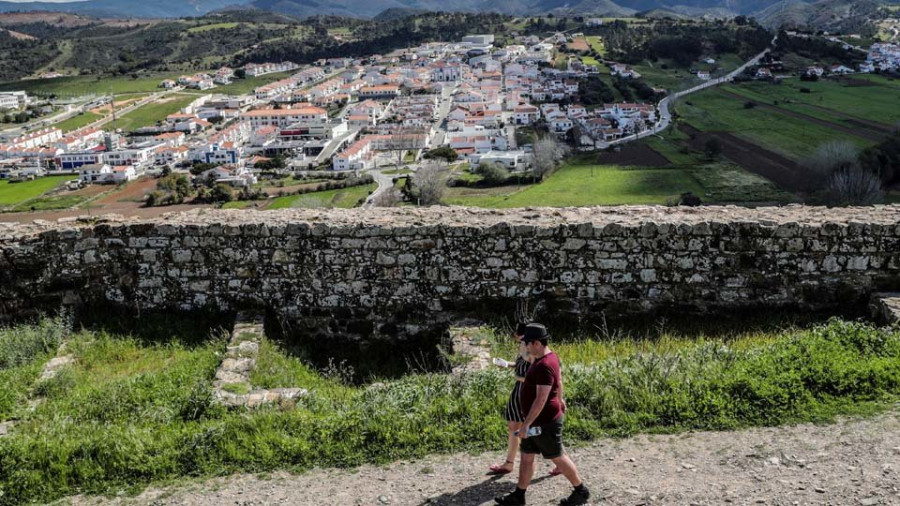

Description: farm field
[720,78,900,127]
[52,111,103,132]
[675,88,876,160]
[0,73,178,98]
[113,94,198,132]
[0,176,70,207]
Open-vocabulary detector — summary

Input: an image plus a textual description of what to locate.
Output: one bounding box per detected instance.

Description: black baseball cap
[522,323,550,342]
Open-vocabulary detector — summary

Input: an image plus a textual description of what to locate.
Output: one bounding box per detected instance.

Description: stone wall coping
[3,205,900,238]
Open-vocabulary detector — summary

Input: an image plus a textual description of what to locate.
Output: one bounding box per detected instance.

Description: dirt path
[716,89,887,143]
[70,409,900,506]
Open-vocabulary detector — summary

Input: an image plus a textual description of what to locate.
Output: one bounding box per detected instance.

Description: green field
[187,22,239,33]
[0,176,71,207]
[675,89,875,160]
[720,79,900,127]
[113,95,198,132]
[211,71,296,96]
[446,164,705,207]
[446,158,789,207]
[0,74,178,98]
[52,111,103,132]
[585,36,606,57]
[11,194,88,212]
[266,183,376,209]
[580,55,600,66]
[2,315,900,504]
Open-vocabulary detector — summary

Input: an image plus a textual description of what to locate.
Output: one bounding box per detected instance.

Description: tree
[476,161,510,184]
[382,129,427,167]
[704,137,722,159]
[828,166,883,206]
[373,187,403,207]
[411,161,449,205]
[423,146,458,162]
[531,134,570,182]
[805,140,883,204]
[234,69,246,79]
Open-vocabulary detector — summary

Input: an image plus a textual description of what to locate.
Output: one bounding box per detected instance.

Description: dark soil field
[582,143,672,167]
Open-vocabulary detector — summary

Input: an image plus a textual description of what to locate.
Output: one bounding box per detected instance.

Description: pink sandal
[488,461,514,475]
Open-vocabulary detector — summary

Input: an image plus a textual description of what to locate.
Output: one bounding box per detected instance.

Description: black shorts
[520,418,564,459]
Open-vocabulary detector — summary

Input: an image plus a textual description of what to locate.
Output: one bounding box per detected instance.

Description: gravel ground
[69,408,900,506]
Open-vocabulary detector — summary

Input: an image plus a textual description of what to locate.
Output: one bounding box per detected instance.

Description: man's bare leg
[518,452,536,489]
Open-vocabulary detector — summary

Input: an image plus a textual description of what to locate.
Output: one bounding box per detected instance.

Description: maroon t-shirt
[520,351,563,426]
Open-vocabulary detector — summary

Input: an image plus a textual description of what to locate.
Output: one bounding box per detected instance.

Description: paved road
[362,167,400,208]
[599,34,778,149]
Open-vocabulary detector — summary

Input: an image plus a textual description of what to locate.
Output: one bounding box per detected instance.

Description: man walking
[495,323,590,506]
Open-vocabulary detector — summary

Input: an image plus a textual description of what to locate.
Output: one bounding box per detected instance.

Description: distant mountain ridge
[0,0,889,20]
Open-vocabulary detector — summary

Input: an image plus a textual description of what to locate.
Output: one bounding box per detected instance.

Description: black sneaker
[559,486,591,506]
[495,491,526,505]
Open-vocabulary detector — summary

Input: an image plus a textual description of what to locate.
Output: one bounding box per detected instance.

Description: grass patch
[113,95,198,132]
[52,111,103,132]
[187,22,239,33]
[687,162,794,203]
[581,55,600,66]
[11,194,87,212]
[1,318,899,504]
[266,183,376,209]
[0,176,71,207]
[212,71,295,96]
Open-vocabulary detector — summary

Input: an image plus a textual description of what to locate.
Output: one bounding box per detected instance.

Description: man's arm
[519,385,551,438]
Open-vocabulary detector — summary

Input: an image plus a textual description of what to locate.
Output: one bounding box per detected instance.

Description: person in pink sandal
[489,323,562,477]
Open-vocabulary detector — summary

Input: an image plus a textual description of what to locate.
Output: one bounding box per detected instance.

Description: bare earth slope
[72,409,900,505]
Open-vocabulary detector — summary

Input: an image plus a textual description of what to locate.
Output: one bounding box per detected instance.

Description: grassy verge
[266,183,376,209]
[11,194,88,212]
[0,318,898,504]
[0,176,71,207]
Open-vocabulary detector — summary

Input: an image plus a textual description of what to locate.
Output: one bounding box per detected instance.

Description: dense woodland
[592,19,772,65]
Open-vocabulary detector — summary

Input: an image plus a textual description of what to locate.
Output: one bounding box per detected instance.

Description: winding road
[602,34,779,148]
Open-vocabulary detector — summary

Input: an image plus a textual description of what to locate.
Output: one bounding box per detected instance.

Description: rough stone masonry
[2,205,900,339]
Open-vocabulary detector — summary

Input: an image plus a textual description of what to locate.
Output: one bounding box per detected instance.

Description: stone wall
[2,205,900,338]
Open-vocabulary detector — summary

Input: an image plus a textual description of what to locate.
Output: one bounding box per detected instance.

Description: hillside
[0,0,891,19]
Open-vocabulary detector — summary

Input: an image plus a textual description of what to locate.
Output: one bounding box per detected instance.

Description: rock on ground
[71,409,900,506]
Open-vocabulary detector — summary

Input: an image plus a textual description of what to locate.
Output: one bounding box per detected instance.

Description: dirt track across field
[680,124,812,193]
[70,409,900,506]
